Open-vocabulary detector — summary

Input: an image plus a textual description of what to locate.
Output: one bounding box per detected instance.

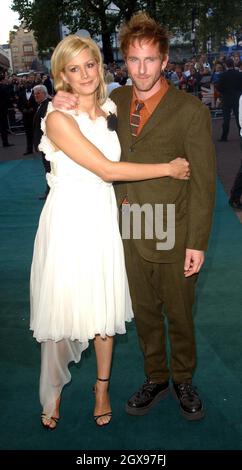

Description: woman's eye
[70,67,79,72]
[87,62,94,68]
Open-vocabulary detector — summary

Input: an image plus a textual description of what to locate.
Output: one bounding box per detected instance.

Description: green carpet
[0,159,242,450]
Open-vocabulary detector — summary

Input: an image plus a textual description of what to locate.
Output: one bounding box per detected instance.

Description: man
[53,12,216,421]
[0,75,14,148]
[229,94,242,210]
[18,80,37,155]
[33,84,51,200]
[217,58,242,142]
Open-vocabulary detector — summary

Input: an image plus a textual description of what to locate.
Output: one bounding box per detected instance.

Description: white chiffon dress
[30,99,133,416]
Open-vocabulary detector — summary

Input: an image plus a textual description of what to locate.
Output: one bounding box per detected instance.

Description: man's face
[126,39,168,97]
[34,89,45,104]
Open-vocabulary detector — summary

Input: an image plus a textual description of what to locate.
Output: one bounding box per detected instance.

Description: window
[23,44,33,53]
[13,46,18,52]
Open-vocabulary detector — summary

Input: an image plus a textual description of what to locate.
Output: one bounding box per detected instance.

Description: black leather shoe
[125,379,169,416]
[172,382,205,421]
[229,199,242,210]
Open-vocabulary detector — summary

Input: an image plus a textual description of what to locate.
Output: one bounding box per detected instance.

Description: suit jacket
[18,90,37,123]
[33,98,50,151]
[110,84,216,263]
[217,69,242,105]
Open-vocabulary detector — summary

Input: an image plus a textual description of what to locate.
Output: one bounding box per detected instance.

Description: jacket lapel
[118,86,133,147]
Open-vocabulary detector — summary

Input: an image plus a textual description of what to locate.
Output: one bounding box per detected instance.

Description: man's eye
[128,58,137,63]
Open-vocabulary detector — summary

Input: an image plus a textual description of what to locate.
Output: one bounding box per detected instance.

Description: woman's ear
[60,71,68,85]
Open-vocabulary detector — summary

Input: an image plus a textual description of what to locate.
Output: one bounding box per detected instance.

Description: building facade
[0,45,10,72]
[9,24,39,73]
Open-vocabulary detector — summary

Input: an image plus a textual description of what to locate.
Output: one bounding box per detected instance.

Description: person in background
[33,84,51,200]
[18,81,37,155]
[229,94,242,210]
[105,71,121,95]
[0,75,14,148]
[217,58,242,142]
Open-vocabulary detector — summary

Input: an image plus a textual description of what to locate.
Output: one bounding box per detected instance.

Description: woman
[30,35,190,429]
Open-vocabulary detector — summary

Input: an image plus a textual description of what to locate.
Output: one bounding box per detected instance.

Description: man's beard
[130,72,162,92]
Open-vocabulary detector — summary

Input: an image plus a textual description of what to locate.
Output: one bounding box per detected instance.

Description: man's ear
[161,54,169,71]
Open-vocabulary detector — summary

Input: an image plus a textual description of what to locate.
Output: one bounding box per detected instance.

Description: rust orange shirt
[130,78,169,135]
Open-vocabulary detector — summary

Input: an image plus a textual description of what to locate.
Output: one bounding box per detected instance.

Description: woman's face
[61,47,100,96]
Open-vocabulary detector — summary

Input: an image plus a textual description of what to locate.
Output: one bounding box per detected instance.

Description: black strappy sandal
[41,413,59,430]
[93,377,112,427]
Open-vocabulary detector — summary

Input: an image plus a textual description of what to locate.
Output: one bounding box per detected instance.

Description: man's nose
[139,61,146,74]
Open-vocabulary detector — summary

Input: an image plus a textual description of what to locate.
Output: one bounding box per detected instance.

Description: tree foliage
[11,0,242,61]
[153,0,242,51]
[11,0,63,57]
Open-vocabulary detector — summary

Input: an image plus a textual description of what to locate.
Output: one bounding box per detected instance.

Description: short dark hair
[119,12,169,58]
[225,58,234,68]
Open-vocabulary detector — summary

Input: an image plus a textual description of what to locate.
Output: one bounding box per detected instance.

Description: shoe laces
[134,379,157,402]
[176,383,198,399]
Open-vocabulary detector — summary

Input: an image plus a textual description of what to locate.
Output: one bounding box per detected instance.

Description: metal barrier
[7,107,25,135]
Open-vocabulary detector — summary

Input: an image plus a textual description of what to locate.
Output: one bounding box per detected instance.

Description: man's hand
[184,249,204,277]
[52,90,79,110]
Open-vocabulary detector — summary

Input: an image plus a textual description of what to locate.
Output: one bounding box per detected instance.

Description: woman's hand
[168,158,190,180]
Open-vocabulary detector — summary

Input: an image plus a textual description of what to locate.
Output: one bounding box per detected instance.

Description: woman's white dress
[29,99,133,416]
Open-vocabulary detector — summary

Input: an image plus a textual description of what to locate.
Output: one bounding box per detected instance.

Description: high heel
[41,413,59,430]
[41,397,60,430]
[93,377,112,426]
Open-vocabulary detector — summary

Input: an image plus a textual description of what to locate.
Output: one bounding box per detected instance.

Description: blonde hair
[51,34,107,104]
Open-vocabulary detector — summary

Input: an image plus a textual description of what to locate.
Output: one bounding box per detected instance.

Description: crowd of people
[1,50,242,151]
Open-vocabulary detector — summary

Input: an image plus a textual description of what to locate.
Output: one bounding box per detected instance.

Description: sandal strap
[41,413,59,422]
[94,411,112,421]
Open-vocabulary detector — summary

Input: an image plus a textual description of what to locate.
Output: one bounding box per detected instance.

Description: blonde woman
[30,34,190,429]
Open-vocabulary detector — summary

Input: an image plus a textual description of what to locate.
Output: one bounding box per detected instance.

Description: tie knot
[135,100,144,111]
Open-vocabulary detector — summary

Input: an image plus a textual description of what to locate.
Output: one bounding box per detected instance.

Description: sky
[0,0,20,44]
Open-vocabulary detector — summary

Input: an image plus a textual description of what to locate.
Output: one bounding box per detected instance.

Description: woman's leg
[40,339,82,429]
[93,335,113,425]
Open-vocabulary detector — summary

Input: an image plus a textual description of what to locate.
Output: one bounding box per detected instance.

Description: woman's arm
[46,111,190,182]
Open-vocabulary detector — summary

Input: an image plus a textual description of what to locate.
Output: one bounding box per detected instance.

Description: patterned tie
[130,100,144,137]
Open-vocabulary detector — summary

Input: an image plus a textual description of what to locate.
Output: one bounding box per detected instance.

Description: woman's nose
[80,68,88,79]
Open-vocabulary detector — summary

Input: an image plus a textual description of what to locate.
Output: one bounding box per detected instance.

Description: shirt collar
[132,77,169,116]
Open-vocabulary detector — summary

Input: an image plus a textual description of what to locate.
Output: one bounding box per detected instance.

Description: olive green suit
[110,84,216,383]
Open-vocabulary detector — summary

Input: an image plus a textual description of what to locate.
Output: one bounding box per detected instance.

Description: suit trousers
[230,137,242,201]
[123,239,198,384]
[221,100,240,140]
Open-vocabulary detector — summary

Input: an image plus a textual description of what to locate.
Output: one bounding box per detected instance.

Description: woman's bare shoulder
[46,109,79,131]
